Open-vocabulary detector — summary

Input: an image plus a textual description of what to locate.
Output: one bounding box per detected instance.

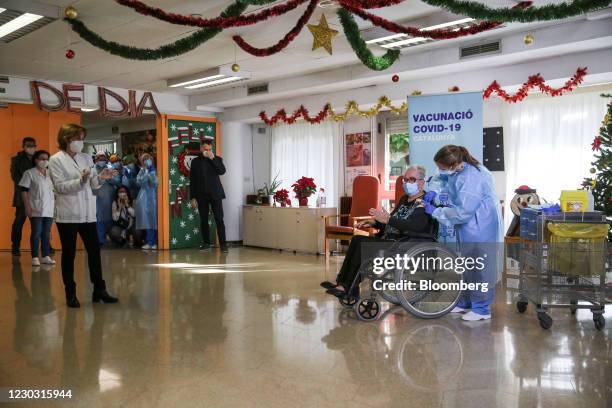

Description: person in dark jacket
[11,137,36,255]
[321,165,434,297]
[189,137,227,252]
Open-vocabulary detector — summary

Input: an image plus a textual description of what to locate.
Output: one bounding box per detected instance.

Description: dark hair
[115,185,132,205]
[22,137,36,147]
[202,139,213,146]
[57,123,86,150]
[434,145,480,169]
[33,150,50,161]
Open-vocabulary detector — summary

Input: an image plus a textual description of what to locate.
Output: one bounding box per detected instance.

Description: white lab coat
[49,150,101,223]
[18,167,55,218]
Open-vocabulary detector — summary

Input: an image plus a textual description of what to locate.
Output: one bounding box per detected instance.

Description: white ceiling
[0,0,609,104]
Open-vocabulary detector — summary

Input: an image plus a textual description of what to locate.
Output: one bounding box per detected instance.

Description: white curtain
[502,91,608,228]
[270,121,342,207]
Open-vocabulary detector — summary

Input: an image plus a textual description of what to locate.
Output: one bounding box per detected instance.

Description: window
[384,117,408,191]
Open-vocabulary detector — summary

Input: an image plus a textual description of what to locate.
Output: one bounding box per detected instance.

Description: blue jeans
[145,229,157,246]
[30,217,53,258]
[96,220,113,245]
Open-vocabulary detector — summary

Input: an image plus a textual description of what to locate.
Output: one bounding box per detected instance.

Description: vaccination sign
[408,91,483,176]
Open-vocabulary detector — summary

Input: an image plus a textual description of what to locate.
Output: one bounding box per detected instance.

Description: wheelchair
[336,224,463,321]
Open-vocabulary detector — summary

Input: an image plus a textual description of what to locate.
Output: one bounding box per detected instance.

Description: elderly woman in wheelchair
[321,165,462,321]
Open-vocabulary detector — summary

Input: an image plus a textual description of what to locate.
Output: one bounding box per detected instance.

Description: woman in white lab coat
[48,123,119,308]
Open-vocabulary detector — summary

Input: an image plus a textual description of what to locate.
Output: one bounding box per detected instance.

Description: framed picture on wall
[344,131,373,195]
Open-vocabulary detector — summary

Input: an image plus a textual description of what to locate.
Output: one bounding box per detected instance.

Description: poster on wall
[344,131,372,195]
[167,119,217,249]
[408,92,483,177]
[121,129,157,160]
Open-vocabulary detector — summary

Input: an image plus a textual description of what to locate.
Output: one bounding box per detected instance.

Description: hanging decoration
[64,6,78,20]
[307,14,338,55]
[523,33,535,45]
[483,67,587,103]
[64,1,249,60]
[65,49,75,59]
[338,0,503,40]
[338,8,400,71]
[231,63,240,72]
[233,0,318,56]
[392,75,399,83]
[419,0,611,23]
[591,136,602,152]
[260,68,588,125]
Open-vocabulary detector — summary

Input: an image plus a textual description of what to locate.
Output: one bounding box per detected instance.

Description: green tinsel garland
[337,8,400,71]
[65,1,248,60]
[421,0,611,23]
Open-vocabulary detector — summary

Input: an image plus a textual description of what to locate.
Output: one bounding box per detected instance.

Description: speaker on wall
[483,127,504,171]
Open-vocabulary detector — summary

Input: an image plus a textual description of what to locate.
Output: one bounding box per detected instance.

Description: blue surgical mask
[97,160,107,168]
[127,163,135,170]
[438,169,455,176]
[403,181,419,196]
[144,159,153,167]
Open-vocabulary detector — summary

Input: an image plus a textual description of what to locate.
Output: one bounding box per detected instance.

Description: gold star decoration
[307,14,338,55]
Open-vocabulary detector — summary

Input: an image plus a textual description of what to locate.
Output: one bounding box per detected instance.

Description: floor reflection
[0,248,608,407]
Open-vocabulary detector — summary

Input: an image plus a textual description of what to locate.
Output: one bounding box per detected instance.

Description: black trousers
[56,222,106,297]
[196,196,226,246]
[336,235,393,290]
[11,206,27,250]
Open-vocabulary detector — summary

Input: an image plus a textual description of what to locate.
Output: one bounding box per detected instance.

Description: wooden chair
[324,176,379,257]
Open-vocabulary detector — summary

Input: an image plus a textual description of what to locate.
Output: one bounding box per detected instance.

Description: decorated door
[166,118,218,249]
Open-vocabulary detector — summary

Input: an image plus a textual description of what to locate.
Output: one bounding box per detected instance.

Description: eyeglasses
[401,177,423,183]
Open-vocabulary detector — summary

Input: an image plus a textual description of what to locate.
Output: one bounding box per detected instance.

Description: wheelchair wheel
[394,243,462,319]
[338,295,357,309]
[354,298,380,321]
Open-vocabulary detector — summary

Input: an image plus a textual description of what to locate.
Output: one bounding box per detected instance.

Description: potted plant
[259,173,282,205]
[273,189,290,207]
[292,176,316,207]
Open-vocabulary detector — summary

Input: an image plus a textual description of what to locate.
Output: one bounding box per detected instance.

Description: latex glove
[424,203,436,215]
[423,191,437,204]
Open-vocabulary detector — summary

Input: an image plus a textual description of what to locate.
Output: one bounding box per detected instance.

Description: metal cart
[517,209,609,330]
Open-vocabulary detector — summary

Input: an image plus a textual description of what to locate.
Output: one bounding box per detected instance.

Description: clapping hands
[369,207,390,224]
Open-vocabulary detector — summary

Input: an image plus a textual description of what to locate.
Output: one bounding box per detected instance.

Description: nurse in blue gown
[423,145,503,321]
[135,153,158,250]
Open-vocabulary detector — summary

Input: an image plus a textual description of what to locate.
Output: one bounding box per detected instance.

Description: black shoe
[320,281,338,290]
[92,290,119,304]
[49,247,56,255]
[11,248,20,256]
[220,245,229,253]
[199,243,211,250]
[66,296,81,308]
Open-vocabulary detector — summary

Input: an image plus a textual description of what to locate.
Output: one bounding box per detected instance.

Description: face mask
[37,160,48,169]
[438,168,455,176]
[127,163,135,170]
[70,140,84,153]
[403,181,419,196]
[96,160,107,168]
[144,159,153,167]
[25,147,36,156]
[112,162,121,169]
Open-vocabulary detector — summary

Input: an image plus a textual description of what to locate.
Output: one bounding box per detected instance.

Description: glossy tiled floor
[0,248,609,408]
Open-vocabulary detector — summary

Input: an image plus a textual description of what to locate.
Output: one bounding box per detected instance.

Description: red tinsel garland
[115,0,310,29]
[340,0,502,39]
[261,67,588,125]
[483,67,587,103]
[346,0,405,8]
[233,0,318,57]
[260,103,331,125]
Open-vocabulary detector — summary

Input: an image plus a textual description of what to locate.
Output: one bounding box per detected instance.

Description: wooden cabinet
[243,206,336,254]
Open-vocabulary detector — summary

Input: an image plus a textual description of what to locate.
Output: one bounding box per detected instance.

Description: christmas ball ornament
[524,33,534,45]
[392,75,399,83]
[64,6,78,20]
[448,86,460,92]
[65,49,75,59]
[231,63,240,72]
[590,167,597,174]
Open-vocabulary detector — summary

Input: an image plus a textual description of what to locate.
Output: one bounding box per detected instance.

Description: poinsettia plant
[292,176,317,199]
[273,188,290,204]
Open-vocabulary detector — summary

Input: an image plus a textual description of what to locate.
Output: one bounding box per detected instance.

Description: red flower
[591,136,602,151]
[291,176,317,198]
[273,188,289,203]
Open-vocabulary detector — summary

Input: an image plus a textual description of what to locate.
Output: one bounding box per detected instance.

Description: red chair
[324,176,379,257]
[394,175,404,207]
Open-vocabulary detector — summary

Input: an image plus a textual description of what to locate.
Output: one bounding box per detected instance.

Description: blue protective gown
[135,167,158,230]
[431,162,503,315]
[121,164,140,200]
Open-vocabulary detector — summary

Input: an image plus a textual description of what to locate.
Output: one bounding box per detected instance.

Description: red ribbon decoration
[232,0,318,57]
[260,67,588,125]
[115,0,310,29]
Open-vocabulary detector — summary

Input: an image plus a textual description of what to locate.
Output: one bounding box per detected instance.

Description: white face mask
[37,160,48,169]
[69,140,84,153]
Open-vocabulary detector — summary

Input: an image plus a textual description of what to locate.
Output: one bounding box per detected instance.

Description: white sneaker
[32,257,40,266]
[451,306,468,313]
[41,256,56,265]
[142,244,151,250]
[461,311,491,321]
[151,245,157,250]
